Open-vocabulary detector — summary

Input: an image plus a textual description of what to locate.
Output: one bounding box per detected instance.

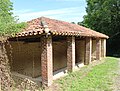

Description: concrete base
[75,62,84,70]
[12,72,42,82]
[53,68,67,80]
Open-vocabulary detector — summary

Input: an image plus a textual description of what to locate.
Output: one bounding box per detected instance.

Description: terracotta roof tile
[14,17,108,38]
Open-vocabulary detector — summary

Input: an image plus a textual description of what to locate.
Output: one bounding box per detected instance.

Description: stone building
[7,17,108,86]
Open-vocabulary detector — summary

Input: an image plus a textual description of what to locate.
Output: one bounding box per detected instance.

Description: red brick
[101,39,106,57]
[96,38,101,60]
[41,35,53,86]
[85,37,92,65]
[67,36,75,72]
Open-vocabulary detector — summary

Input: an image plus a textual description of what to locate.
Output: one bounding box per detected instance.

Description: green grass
[56,57,119,91]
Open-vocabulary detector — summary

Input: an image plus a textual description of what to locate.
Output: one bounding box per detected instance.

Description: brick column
[85,37,92,65]
[41,35,53,87]
[67,36,75,72]
[0,65,1,91]
[96,38,101,60]
[101,39,106,57]
[0,41,2,91]
[91,39,96,61]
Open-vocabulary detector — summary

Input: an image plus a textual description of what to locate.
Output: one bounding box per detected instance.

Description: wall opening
[6,41,41,78]
[75,38,85,65]
[53,37,67,72]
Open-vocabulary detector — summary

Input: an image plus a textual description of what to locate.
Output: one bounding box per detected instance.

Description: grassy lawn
[56,57,119,91]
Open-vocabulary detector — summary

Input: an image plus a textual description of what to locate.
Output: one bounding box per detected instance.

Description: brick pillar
[85,37,92,65]
[41,35,53,87]
[103,39,106,57]
[67,36,75,72]
[0,42,1,91]
[0,64,2,91]
[91,39,96,61]
[96,38,101,60]
[101,39,106,57]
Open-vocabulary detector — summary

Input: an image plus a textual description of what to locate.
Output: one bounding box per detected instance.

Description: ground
[45,57,120,91]
[113,58,120,91]
[11,57,120,91]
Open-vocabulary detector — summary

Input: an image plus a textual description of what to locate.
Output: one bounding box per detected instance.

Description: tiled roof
[15,17,108,38]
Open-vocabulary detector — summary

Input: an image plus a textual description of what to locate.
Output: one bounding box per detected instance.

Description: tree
[82,0,120,37]
[71,22,76,24]
[0,0,26,36]
[0,0,26,90]
[82,0,120,56]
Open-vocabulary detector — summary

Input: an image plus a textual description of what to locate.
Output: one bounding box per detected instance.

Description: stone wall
[1,41,13,91]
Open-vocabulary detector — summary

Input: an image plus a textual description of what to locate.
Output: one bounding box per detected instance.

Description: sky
[11,0,87,23]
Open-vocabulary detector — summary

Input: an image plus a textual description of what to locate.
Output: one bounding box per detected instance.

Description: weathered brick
[67,36,75,72]
[101,39,106,57]
[41,35,53,87]
[96,38,101,60]
[85,37,92,65]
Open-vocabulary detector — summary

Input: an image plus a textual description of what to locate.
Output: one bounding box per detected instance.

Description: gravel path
[113,58,120,91]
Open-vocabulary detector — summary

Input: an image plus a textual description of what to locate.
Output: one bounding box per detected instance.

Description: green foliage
[71,22,76,24]
[77,22,89,27]
[82,0,120,37]
[0,0,26,36]
[81,0,120,55]
[57,57,118,91]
